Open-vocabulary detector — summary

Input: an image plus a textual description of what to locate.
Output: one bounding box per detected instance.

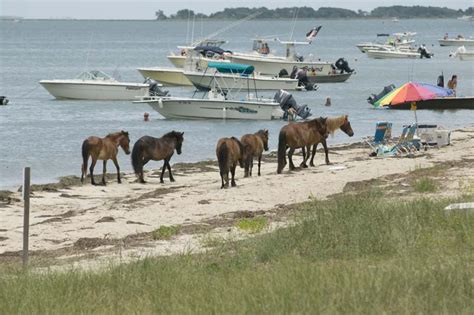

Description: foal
[240,129,269,177]
[81,130,130,185]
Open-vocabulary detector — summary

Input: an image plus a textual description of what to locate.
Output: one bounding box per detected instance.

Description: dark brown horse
[131,131,184,184]
[81,130,131,185]
[277,117,328,174]
[308,115,354,166]
[241,129,269,177]
[216,137,247,188]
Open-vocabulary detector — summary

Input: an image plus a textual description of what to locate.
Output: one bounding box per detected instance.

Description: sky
[1,0,472,19]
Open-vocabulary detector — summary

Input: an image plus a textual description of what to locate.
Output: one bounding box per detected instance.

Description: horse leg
[322,139,330,165]
[139,158,150,183]
[257,154,262,176]
[244,157,250,178]
[250,157,254,176]
[160,161,167,184]
[310,144,318,167]
[112,157,121,184]
[166,159,175,182]
[90,158,98,185]
[102,160,107,185]
[81,156,88,184]
[231,163,237,187]
[300,146,310,168]
[288,148,296,170]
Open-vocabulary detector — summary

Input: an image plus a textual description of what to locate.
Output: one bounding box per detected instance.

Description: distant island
[155,5,473,20]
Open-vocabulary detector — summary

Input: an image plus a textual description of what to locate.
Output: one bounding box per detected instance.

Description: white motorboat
[137,92,284,120]
[450,46,474,61]
[136,67,193,86]
[39,71,155,100]
[357,32,416,53]
[184,62,299,91]
[366,47,422,59]
[228,38,353,82]
[438,36,474,47]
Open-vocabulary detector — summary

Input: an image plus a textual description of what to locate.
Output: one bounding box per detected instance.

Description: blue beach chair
[376,124,420,157]
[366,121,393,154]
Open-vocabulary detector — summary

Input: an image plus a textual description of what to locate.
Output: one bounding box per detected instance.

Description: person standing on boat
[447,75,457,96]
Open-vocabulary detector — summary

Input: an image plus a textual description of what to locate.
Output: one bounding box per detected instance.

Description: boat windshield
[76,70,113,81]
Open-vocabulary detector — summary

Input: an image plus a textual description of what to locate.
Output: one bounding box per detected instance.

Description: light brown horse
[81,130,131,185]
[277,117,328,174]
[131,131,184,184]
[216,137,247,189]
[308,115,354,166]
[241,129,269,177]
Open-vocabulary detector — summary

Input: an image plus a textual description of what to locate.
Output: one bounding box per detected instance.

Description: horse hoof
[160,180,164,184]
[231,182,237,187]
[300,164,308,168]
[170,178,175,182]
[117,180,122,184]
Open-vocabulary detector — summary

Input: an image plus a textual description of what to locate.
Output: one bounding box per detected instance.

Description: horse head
[259,129,269,151]
[175,131,184,155]
[340,115,354,137]
[120,130,131,154]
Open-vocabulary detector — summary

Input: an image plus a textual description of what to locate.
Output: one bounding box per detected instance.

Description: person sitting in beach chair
[366,121,393,155]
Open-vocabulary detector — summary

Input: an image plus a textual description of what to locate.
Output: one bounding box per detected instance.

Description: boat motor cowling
[367,84,396,105]
[144,78,169,97]
[0,96,8,106]
[274,90,312,120]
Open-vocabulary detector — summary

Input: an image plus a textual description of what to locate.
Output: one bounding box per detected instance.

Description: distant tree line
[155,6,473,20]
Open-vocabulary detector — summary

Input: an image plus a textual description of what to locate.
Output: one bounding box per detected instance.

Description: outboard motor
[0,96,8,106]
[143,78,169,97]
[367,84,396,105]
[278,69,289,78]
[418,46,433,59]
[274,90,312,120]
[334,58,354,73]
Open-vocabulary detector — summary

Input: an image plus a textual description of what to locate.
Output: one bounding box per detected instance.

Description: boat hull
[137,68,193,86]
[366,50,419,59]
[144,97,283,120]
[307,72,353,83]
[39,81,149,100]
[184,71,298,91]
[386,97,474,110]
[458,52,474,61]
[439,39,474,47]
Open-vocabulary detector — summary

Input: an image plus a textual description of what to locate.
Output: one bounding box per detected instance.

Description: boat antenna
[191,14,196,44]
[84,32,94,73]
[185,10,191,44]
[205,11,262,39]
[289,7,300,40]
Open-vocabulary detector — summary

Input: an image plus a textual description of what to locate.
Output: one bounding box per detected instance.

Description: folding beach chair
[376,124,420,157]
[366,121,393,154]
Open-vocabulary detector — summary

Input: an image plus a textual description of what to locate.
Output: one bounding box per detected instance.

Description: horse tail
[131,138,144,176]
[277,129,287,174]
[217,141,229,176]
[81,140,89,183]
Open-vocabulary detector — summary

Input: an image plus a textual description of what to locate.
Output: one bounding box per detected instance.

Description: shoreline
[1,128,473,268]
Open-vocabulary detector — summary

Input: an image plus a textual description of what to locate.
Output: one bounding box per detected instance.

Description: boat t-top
[438,34,474,47]
[167,38,229,68]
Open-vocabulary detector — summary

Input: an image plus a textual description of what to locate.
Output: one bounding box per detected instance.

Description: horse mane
[163,130,183,139]
[106,131,123,139]
[326,115,348,135]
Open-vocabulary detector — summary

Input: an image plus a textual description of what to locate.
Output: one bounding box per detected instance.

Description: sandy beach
[1,127,473,268]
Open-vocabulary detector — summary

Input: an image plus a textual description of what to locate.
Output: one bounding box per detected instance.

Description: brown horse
[131,131,184,184]
[216,137,247,188]
[241,129,269,177]
[277,117,328,174]
[81,130,131,185]
[308,115,354,166]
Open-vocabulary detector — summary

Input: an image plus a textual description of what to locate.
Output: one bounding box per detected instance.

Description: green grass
[414,177,438,192]
[1,194,473,314]
[151,225,181,240]
[235,217,267,233]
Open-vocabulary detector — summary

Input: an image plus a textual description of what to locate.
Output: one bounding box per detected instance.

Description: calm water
[1,19,473,188]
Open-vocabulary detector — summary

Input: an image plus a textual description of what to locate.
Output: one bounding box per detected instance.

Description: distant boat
[438,36,474,47]
[392,17,400,22]
[39,70,163,100]
[450,46,474,61]
[457,15,473,21]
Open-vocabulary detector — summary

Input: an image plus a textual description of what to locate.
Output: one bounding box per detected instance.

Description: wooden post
[22,167,30,267]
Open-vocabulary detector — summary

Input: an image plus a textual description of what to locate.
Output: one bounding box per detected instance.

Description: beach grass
[1,193,473,314]
[414,177,438,192]
[236,217,267,233]
[151,225,181,240]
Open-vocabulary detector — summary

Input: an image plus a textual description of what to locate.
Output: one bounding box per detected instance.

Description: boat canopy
[193,46,232,56]
[207,62,255,75]
[76,70,113,81]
